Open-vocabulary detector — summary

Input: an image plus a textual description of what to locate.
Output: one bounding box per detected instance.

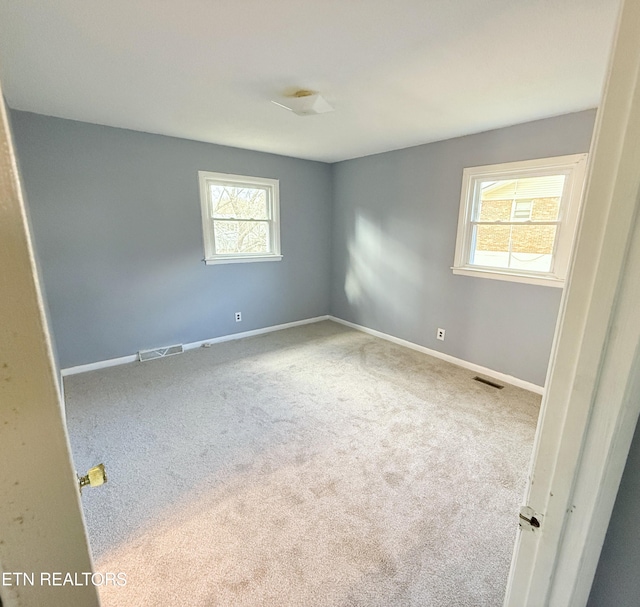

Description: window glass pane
[477,175,565,222]
[472,225,511,265]
[477,194,511,222]
[531,197,561,222]
[213,220,270,254]
[210,185,268,220]
[471,224,557,273]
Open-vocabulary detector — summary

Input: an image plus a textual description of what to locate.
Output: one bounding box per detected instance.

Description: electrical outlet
[235,312,242,322]
[437,328,445,341]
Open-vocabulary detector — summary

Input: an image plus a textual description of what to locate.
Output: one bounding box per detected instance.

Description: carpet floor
[64,320,540,606]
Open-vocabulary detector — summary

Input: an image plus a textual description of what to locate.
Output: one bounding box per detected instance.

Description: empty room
[2,1,640,607]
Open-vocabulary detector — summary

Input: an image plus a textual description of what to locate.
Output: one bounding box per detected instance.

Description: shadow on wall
[344,211,428,337]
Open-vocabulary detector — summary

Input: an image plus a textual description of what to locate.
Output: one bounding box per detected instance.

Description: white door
[0,85,100,606]
[504,0,640,604]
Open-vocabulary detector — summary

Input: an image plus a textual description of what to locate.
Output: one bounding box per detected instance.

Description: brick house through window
[473,175,564,273]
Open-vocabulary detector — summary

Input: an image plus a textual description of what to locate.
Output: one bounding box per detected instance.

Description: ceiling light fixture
[271,89,334,116]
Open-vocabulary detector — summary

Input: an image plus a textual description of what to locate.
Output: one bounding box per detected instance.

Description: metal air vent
[473,376,504,389]
[138,344,184,362]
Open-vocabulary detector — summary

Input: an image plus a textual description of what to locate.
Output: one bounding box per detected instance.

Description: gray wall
[330,110,596,387]
[12,108,596,385]
[10,111,332,368]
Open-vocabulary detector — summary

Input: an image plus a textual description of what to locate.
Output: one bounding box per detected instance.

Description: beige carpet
[64,320,540,606]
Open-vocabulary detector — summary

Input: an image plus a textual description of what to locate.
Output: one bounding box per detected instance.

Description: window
[512,200,533,220]
[452,154,588,287]
[198,171,282,264]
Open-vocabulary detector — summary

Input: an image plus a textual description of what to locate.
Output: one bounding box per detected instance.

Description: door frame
[504,0,640,603]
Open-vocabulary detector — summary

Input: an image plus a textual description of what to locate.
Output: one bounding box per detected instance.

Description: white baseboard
[328,316,544,395]
[183,316,330,350]
[61,314,543,394]
[61,315,330,377]
[61,353,139,376]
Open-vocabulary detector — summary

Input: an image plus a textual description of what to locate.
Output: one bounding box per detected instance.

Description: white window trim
[198,170,282,265]
[452,154,588,287]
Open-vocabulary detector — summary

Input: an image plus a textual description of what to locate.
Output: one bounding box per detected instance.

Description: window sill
[204,254,283,265]
[452,266,565,288]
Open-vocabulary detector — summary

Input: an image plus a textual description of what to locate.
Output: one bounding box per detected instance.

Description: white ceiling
[0,0,621,163]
